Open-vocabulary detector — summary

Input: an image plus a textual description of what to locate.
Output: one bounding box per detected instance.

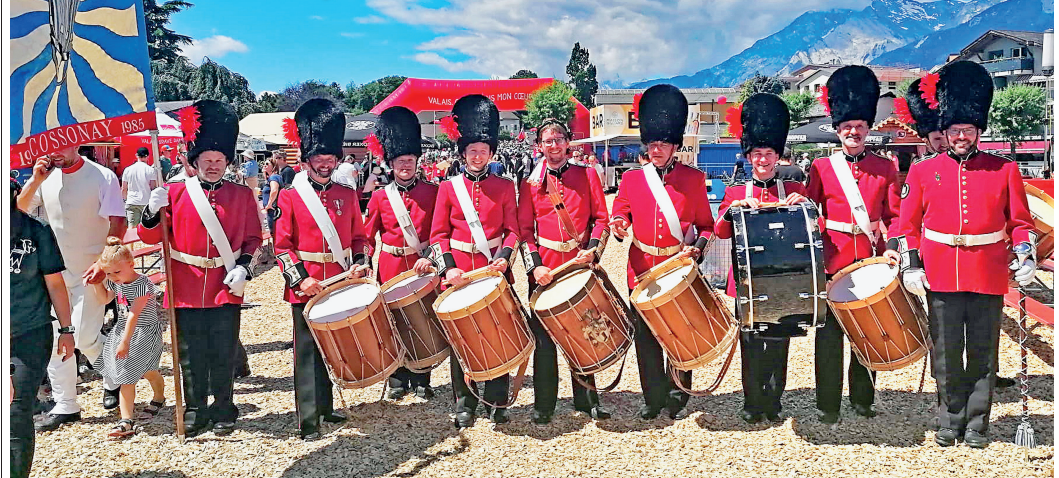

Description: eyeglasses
[946,127,978,138]
[540,139,567,146]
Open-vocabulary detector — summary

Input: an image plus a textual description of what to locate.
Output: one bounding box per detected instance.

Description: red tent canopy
[370,78,591,140]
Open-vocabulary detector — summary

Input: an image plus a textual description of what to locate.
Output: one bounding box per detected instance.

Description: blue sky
[168,0,880,94]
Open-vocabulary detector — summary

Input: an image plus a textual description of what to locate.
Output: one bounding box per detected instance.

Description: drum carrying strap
[183,177,238,276]
[293,172,350,270]
[745,180,786,201]
[384,182,423,253]
[828,152,877,245]
[450,177,495,261]
[545,171,585,245]
[643,163,685,244]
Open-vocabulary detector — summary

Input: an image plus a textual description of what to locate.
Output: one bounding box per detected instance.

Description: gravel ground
[31,197,1054,478]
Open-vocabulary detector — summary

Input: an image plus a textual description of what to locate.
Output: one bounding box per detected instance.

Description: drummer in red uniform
[365,106,440,401]
[806,65,899,424]
[139,100,262,437]
[274,99,370,440]
[429,95,521,428]
[714,93,809,424]
[517,118,611,424]
[884,61,1036,449]
[610,84,715,420]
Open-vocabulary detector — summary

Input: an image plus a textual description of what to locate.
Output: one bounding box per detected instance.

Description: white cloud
[354,15,387,23]
[309,15,325,20]
[180,35,249,64]
[340,32,365,38]
[366,0,872,84]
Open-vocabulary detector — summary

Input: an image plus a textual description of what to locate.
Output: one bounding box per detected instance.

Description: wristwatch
[57,325,75,335]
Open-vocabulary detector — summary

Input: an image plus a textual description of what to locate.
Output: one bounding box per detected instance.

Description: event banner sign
[10,0,156,168]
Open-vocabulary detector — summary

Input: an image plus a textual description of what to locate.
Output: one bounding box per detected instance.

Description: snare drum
[630,256,738,371]
[826,257,930,372]
[530,263,634,376]
[381,270,450,372]
[304,278,405,389]
[1025,183,1054,260]
[432,269,534,382]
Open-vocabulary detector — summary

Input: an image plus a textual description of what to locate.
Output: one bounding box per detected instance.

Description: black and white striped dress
[98,275,164,385]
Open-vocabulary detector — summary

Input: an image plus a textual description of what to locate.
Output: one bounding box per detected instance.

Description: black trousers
[450,354,509,413]
[388,367,431,389]
[815,307,875,414]
[928,291,1003,434]
[176,306,241,426]
[632,308,690,411]
[526,311,599,414]
[11,324,52,478]
[740,331,789,415]
[292,303,335,433]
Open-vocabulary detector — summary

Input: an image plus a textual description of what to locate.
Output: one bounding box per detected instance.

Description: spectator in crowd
[261,156,283,236]
[278,151,297,186]
[10,178,76,478]
[732,154,747,182]
[775,147,807,183]
[333,154,358,188]
[158,146,174,179]
[488,157,506,176]
[798,152,812,172]
[166,147,196,182]
[224,159,245,184]
[587,154,605,183]
[17,145,126,432]
[121,147,158,228]
[241,150,259,190]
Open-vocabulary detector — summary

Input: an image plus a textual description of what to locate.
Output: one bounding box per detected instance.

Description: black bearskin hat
[824,65,880,128]
[452,94,499,154]
[903,78,942,138]
[937,60,993,131]
[184,99,239,167]
[638,84,688,145]
[294,98,345,161]
[739,93,789,156]
[375,106,422,161]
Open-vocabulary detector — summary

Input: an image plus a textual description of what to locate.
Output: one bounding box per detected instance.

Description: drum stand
[1014,288,1036,449]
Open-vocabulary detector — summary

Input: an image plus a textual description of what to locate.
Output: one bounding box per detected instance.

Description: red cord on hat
[725,103,743,138]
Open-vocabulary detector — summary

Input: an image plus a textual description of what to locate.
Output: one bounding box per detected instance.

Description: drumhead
[436,276,503,313]
[533,268,593,311]
[306,282,380,323]
[828,262,896,303]
[633,263,692,304]
[1027,193,1054,227]
[383,274,434,303]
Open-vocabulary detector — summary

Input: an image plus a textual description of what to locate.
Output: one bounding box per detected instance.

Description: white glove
[147,187,169,214]
[223,266,250,296]
[902,268,929,297]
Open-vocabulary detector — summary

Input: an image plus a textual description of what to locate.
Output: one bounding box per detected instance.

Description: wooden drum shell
[1025,184,1054,260]
[381,270,451,372]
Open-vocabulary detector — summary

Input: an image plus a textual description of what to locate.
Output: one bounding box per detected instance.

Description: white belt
[825,219,880,236]
[170,250,226,269]
[295,248,353,264]
[537,236,580,253]
[450,237,502,254]
[924,228,1005,247]
[381,243,424,257]
[631,237,682,257]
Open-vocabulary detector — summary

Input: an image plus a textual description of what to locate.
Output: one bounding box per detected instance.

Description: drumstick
[294,269,356,297]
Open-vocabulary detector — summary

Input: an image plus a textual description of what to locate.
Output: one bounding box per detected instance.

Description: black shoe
[102,387,120,410]
[35,412,82,432]
[740,410,763,424]
[639,405,662,420]
[454,411,475,429]
[996,376,1016,388]
[489,408,509,424]
[234,364,251,379]
[852,403,877,418]
[321,412,347,424]
[935,427,959,447]
[387,387,408,400]
[577,406,611,420]
[964,429,990,449]
[300,430,322,441]
[532,410,553,424]
[665,396,686,419]
[414,385,435,400]
[818,410,840,424]
[213,421,236,436]
[765,412,783,423]
[183,422,211,438]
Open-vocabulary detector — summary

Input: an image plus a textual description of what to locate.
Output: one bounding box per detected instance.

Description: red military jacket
[714,177,809,297]
[138,179,262,309]
[430,170,520,272]
[365,178,438,283]
[806,151,900,274]
[611,161,714,289]
[889,151,1034,295]
[517,162,609,270]
[274,179,370,304]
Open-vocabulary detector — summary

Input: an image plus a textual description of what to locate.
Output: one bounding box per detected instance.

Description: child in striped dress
[90,237,165,439]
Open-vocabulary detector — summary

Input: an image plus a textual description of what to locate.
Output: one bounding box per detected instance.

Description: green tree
[782,92,816,128]
[144,0,193,63]
[524,81,576,129]
[277,80,346,112]
[566,43,598,108]
[510,69,538,79]
[895,77,915,97]
[344,76,407,114]
[989,84,1048,159]
[436,133,454,149]
[738,74,784,103]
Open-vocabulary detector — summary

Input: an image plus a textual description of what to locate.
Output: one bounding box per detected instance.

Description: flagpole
[150,129,187,441]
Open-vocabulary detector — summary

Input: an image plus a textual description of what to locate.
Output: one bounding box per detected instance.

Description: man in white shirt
[122,147,158,227]
[332,154,358,188]
[17,145,127,431]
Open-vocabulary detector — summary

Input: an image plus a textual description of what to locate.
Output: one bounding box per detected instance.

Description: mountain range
[631,0,1052,88]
